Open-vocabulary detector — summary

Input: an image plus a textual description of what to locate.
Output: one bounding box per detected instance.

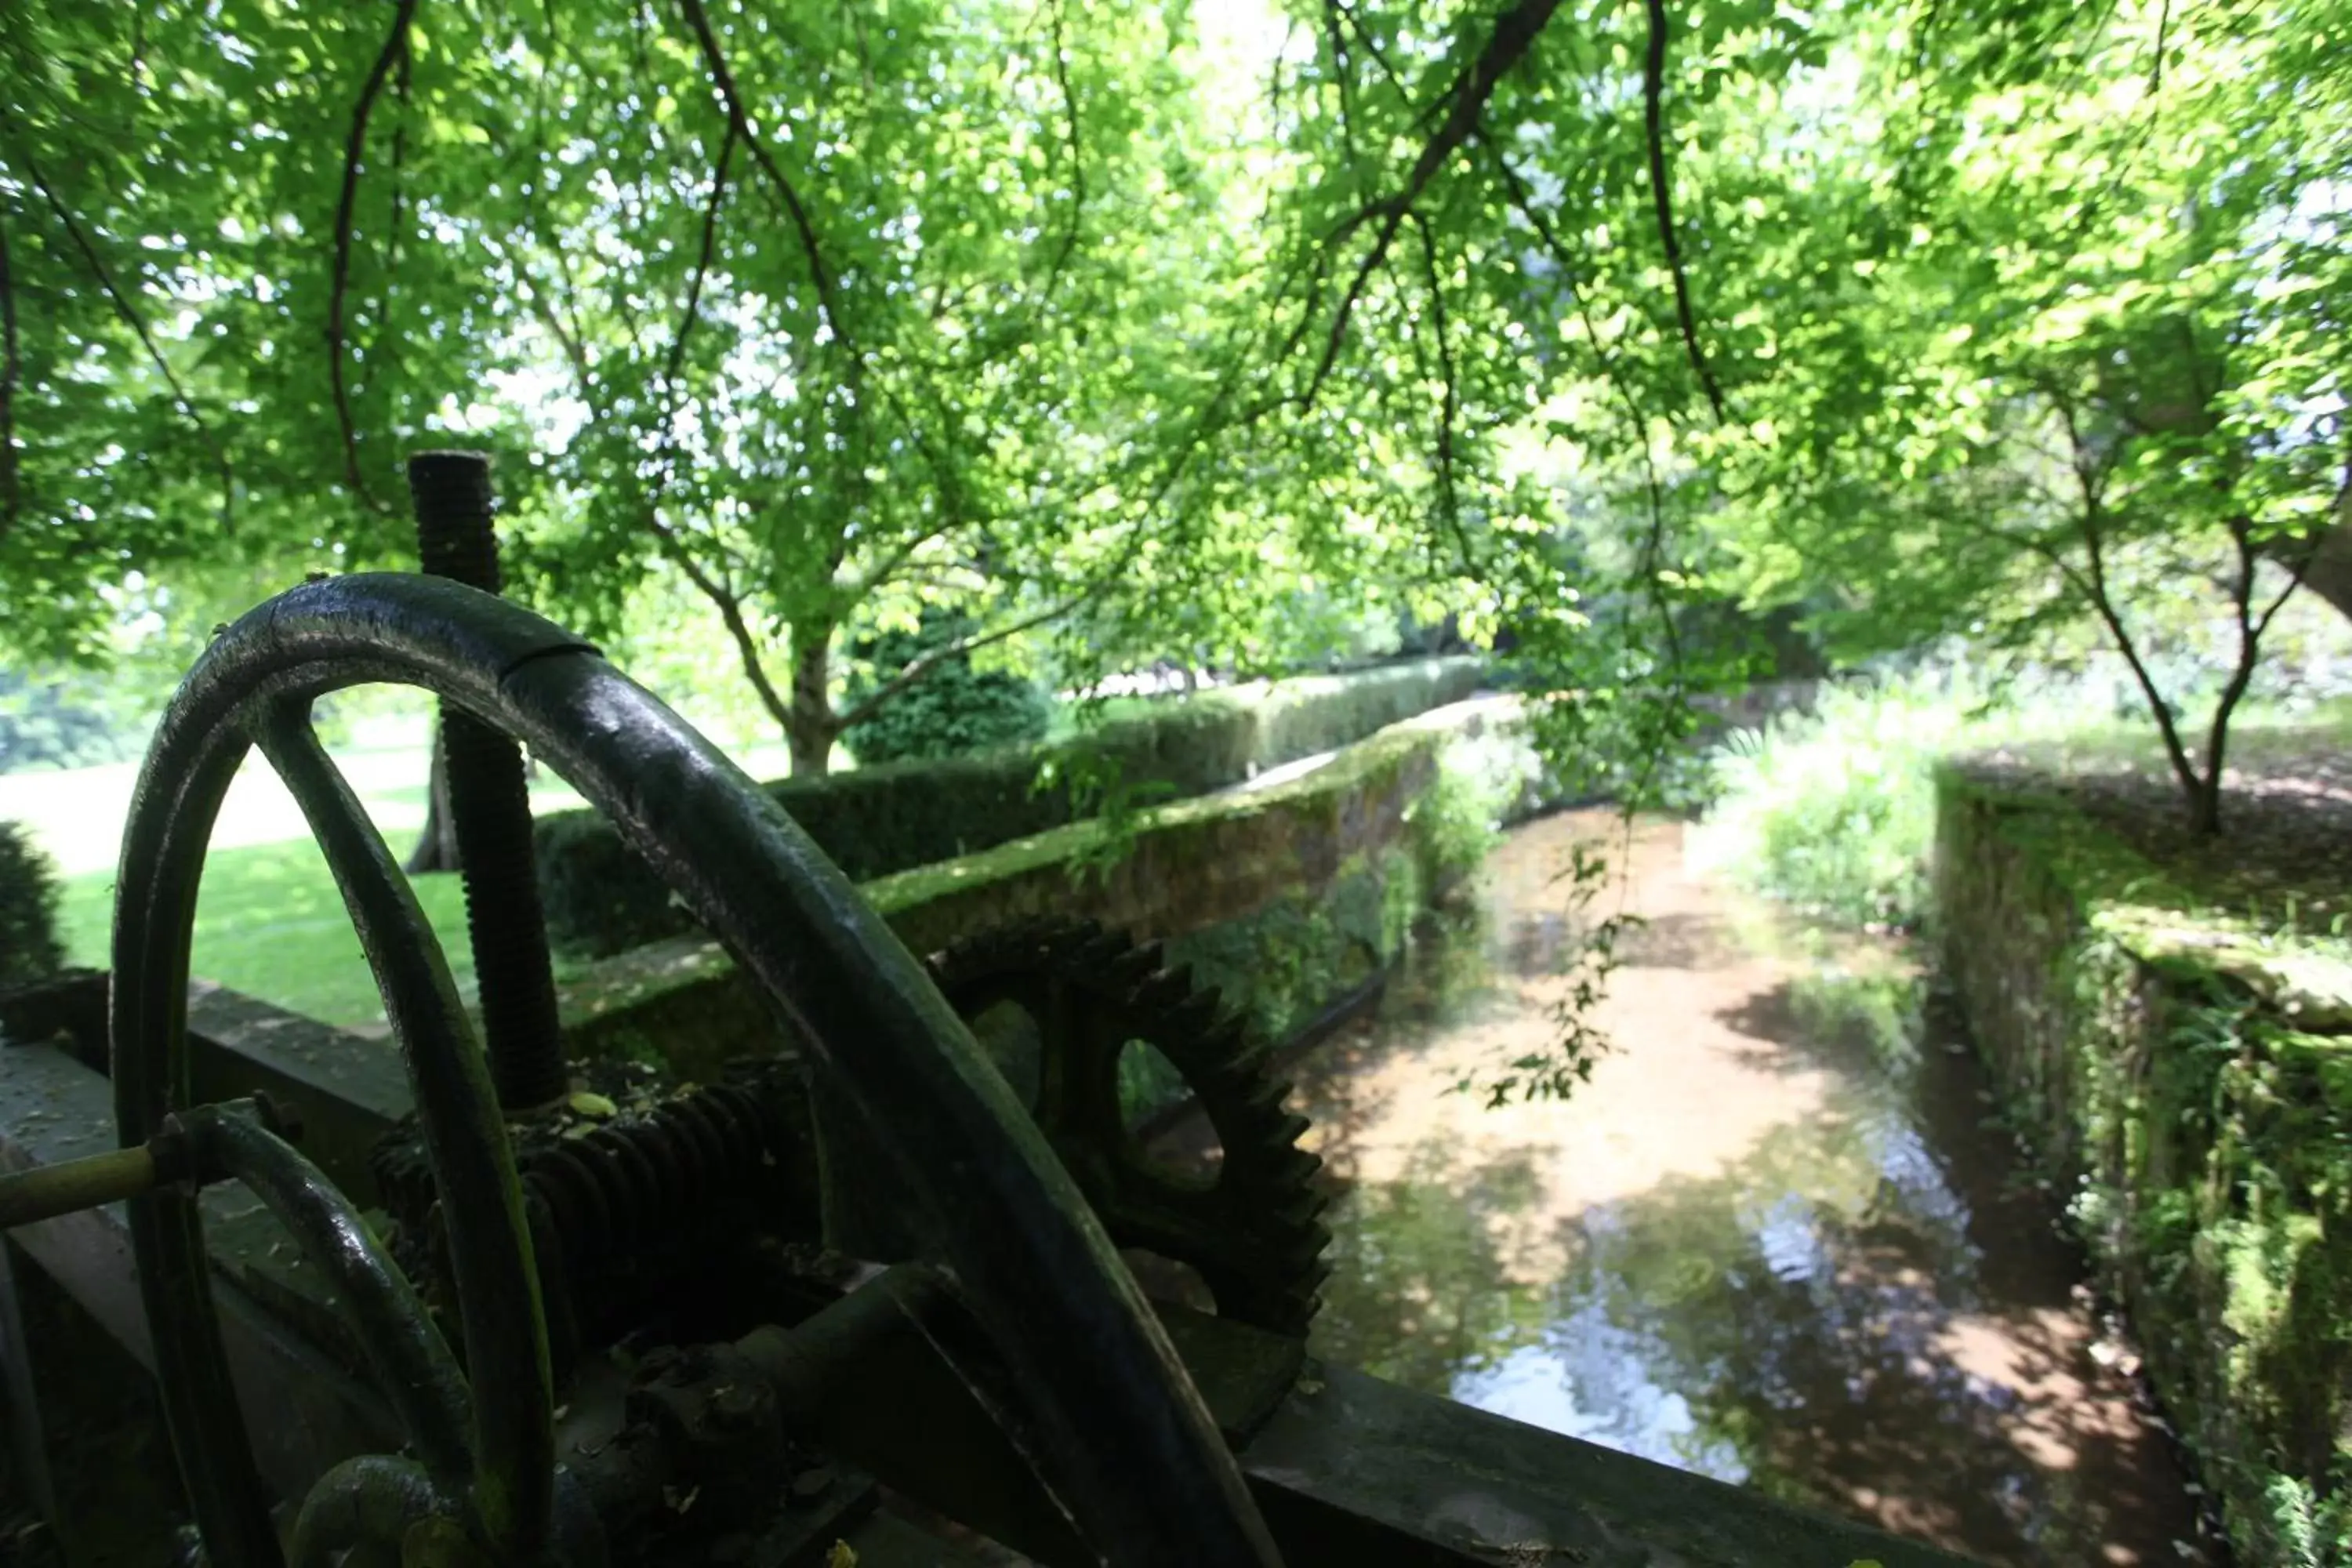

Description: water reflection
[1294,811,2213,1568]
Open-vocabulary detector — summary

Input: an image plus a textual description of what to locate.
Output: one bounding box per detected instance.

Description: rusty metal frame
[0,566,1997,1568]
[2,996,1984,1568]
[105,572,1282,1567]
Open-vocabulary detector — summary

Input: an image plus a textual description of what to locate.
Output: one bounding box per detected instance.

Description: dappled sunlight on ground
[1297,815,1846,1285]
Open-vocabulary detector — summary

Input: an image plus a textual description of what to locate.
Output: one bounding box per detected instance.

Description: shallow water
[1291,811,2217,1568]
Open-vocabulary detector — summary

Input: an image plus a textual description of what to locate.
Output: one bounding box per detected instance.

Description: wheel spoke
[251,699,554,1555]
[109,712,282,1567]
[184,1105,471,1494]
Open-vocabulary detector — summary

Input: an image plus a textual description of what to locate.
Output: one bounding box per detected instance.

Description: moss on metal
[1933,768,2352,1566]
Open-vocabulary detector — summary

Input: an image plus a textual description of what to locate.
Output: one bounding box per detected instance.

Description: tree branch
[1303,0,1565,404]
[1481,138,1664,435]
[673,0,855,358]
[2054,405,2203,808]
[16,147,232,528]
[1043,0,1088,289]
[1321,0,1363,169]
[652,124,739,495]
[2194,514,2270,822]
[328,0,418,511]
[0,200,18,543]
[1410,213,1472,572]
[844,521,957,601]
[653,514,797,731]
[1643,0,1724,421]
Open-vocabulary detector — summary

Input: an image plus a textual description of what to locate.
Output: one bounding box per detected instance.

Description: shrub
[0,823,64,989]
[1689,667,2080,927]
[841,612,1053,767]
[1251,659,1484,767]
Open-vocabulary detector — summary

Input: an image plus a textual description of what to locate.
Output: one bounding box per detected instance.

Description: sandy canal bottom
[1291,811,2214,1567]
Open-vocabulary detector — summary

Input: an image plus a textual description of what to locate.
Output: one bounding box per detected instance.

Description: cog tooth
[1137,970,1195,1015]
[1267,1112,1312,1149]
[1076,925,1138,966]
[1276,1221,1333,1268]
[1203,1044,1274,1093]
[1250,1146,1323,1187]
[1172,989,1230,1033]
[1272,1189,1329,1229]
[1106,948,1162,993]
[1240,1076,1296,1116]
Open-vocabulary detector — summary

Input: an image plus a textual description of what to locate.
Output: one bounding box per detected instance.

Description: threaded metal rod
[407,451,571,1112]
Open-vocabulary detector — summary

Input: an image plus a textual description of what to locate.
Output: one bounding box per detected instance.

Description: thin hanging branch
[1642,0,1724,421]
[1480,138,1668,440]
[1041,0,1089,288]
[1303,0,1566,405]
[651,122,739,499]
[1409,214,1475,572]
[16,147,234,528]
[327,0,419,510]
[1321,0,1363,170]
[0,203,18,541]
[674,0,855,359]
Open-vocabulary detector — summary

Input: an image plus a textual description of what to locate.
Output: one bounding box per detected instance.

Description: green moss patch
[536,655,1483,956]
[1935,765,2352,1566]
[557,696,1537,1094]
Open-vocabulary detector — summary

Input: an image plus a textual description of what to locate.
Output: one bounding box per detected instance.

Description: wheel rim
[111,573,1282,1567]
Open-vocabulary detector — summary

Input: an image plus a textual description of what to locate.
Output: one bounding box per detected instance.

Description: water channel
[1289,809,2218,1567]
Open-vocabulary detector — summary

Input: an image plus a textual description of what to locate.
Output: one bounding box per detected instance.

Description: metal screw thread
[405,450,570,1112]
[406,452,506,593]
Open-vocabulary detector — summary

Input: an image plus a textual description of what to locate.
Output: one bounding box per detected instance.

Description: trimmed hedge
[840,612,1054,765]
[554,694,1532,1084]
[537,655,1483,956]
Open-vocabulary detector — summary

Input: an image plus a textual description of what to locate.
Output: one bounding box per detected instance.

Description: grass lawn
[12,724,793,1029]
[56,841,485,1029]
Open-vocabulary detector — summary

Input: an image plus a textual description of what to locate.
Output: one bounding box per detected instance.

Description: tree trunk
[786,624,838,778]
[2187,771,2223,837]
[404,720,462,874]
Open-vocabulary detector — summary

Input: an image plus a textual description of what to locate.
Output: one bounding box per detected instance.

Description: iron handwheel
[927,921,1334,1337]
[109,574,1283,1566]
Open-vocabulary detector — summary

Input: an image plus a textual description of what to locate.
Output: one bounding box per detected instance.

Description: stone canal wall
[1933,767,2352,1566]
[533,655,1484,956]
[554,695,1548,1083]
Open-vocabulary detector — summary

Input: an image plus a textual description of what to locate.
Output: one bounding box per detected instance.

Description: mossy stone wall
[536,655,1484,956]
[1934,769,2352,1566]
[556,697,1531,1085]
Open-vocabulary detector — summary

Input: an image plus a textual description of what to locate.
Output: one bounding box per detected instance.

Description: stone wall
[1933,768,2352,1566]
[555,696,1540,1083]
[535,655,1485,956]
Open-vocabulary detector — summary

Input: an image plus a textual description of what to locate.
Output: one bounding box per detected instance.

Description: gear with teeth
[924,919,1334,1338]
